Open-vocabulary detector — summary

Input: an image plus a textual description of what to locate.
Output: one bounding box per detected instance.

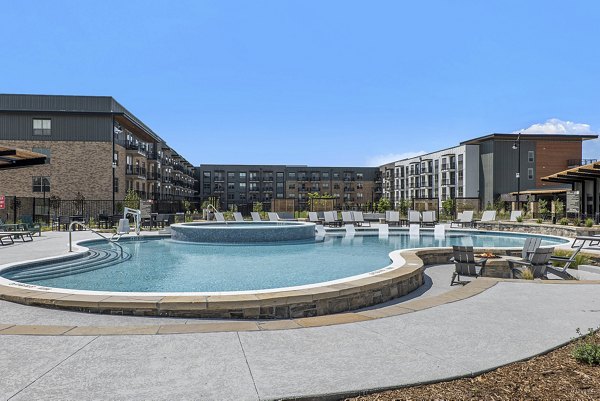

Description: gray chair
[522,237,542,260]
[250,212,262,222]
[341,211,354,225]
[450,245,487,285]
[352,211,370,227]
[509,247,554,279]
[233,212,244,222]
[308,211,321,224]
[451,211,474,228]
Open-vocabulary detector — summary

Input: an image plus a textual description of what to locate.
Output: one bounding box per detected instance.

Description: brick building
[0,94,196,202]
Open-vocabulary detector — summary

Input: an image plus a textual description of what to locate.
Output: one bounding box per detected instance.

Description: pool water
[4,232,566,293]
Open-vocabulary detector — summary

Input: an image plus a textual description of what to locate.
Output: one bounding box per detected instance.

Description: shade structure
[0,146,47,169]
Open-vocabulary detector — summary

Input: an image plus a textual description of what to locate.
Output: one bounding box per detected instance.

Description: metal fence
[0,197,195,225]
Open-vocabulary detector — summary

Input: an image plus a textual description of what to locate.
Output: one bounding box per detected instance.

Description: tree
[538,199,549,219]
[441,198,455,218]
[397,199,409,217]
[252,201,263,213]
[124,189,140,210]
[377,197,391,213]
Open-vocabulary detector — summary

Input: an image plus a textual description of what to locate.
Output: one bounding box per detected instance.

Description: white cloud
[512,118,595,135]
[365,151,426,167]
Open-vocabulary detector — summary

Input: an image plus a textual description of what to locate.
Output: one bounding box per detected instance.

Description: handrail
[68,221,124,258]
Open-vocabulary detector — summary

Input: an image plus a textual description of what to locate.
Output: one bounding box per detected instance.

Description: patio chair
[0,230,34,243]
[250,212,262,222]
[451,211,474,228]
[323,211,340,227]
[386,211,400,226]
[233,212,245,222]
[0,233,15,246]
[521,237,542,260]
[421,211,436,227]
[352,211,371,227]
[20,215,42,236]
[214,212,226,222]
[450,245,487,285]
[510,210,522,222]
[267,212,280,221]
[475,210,497,228]
[408,210,421,225]
[341,211,354,225]
[308,211,321,224]
[508,247,554,279]
[546,240,586,279]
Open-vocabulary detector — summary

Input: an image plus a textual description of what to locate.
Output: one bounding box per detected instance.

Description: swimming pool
[1,231,567,293]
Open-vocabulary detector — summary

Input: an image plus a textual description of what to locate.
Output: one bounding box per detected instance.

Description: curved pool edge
[1,236,595,320]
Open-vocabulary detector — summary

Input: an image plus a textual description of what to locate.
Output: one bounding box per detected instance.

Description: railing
[68,221,124,258]
[567,159,598,167]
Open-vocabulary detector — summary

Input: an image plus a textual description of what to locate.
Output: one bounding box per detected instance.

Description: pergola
[0,146,47,169]
[542,162,600,216]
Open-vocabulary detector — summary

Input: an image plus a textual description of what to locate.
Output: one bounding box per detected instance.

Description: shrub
[377,197,391,213]
[551,249,590,268]
[572,218,582,227]
[572,327,600,365]
[536,218,543,224]
[516,215,523,223]
[585,218,594,228]
[559,217,569,225]
[520,268,534,280]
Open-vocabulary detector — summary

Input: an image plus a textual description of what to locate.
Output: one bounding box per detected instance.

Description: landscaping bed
[346,331,600,401]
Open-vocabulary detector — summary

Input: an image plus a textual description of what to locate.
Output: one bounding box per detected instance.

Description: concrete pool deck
[1,230,600,400]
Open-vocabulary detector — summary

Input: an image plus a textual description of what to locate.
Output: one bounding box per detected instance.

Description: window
[528,151,535,163]
[239,172,246,180]
[33,119,51,136]
[32,147,51,164]
[114,177,119,193]
[239,182,246,190]
[322,172,329,179]
[228,172,235,180]
[288,172,296,179]
[113,151,118,166]
[356,173,363,180]
[276,172,284,180]
[227,183,235,190]
[32,176,50,192]
[528,168,534,180]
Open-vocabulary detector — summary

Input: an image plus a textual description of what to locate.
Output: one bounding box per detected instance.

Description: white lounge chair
[267,212,280,221]
[352,211,370,227]
[323,211,340,227]
[408,210,421,225]
[451,211,474,228]
[475,210,497,228]
[308,212,321,224]
[233,212,244,222]
[250,212,262,222]
[214,212,226,222]
[421,211,436,227]
[510,210,523,222]
[386,211,400,226]
[341,211,354,225]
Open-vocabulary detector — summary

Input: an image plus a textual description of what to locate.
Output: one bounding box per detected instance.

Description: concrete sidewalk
[2,281,599,400]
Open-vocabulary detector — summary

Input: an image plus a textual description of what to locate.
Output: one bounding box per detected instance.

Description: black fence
[0,197,197,225]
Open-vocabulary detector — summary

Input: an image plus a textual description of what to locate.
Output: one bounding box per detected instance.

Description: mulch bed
[345,332,600,401]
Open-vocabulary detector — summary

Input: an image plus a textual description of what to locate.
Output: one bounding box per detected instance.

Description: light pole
[512,133,521,210]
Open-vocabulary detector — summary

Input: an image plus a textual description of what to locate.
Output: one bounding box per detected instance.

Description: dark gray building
[196,164,382,210]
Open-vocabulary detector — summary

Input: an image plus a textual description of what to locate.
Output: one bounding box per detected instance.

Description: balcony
[441,179,456,186]
[441,164,455,171]
[147,171,161,180]
[126,166,147,178]
[125,141,148,157]
[568,159,598,168]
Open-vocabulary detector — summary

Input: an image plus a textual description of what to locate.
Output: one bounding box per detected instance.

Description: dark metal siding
[492,139,536,198]
[0,112,112,142]
[0,94,114,113]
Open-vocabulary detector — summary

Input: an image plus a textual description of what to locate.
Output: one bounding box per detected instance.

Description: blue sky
[2,1,600,166]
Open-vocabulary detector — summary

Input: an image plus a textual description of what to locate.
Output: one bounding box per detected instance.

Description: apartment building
[196,164,382,210]
[0,94,195,202]
[383,133,597,209]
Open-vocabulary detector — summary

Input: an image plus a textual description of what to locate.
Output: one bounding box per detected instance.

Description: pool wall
[170,221,316,243]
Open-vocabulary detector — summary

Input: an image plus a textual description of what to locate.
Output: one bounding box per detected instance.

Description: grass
[551,249,591,269]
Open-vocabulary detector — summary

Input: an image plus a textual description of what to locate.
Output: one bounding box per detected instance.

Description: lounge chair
[451,211,474,228]
[475,210,497,228]
[267,212,280,221]
[214,212,226,222]
[408,210,421,226]
[421,211,436,227]
[308,212,321,224]
[341,211,354,225]
[508,247,554,279]
[352,211,371,227]
[250,212,262,222]
[20,216,42,237]
[386,211,400,226]
[450,245,487,285]
[233,212,244,222]
[0,230,33,243]
[510,210,522,222]
[323,211,340,227]
[0,233,15,245]
[547,240,586,279]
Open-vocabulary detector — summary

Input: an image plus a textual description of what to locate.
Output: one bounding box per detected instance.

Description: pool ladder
[68,221,124,258]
